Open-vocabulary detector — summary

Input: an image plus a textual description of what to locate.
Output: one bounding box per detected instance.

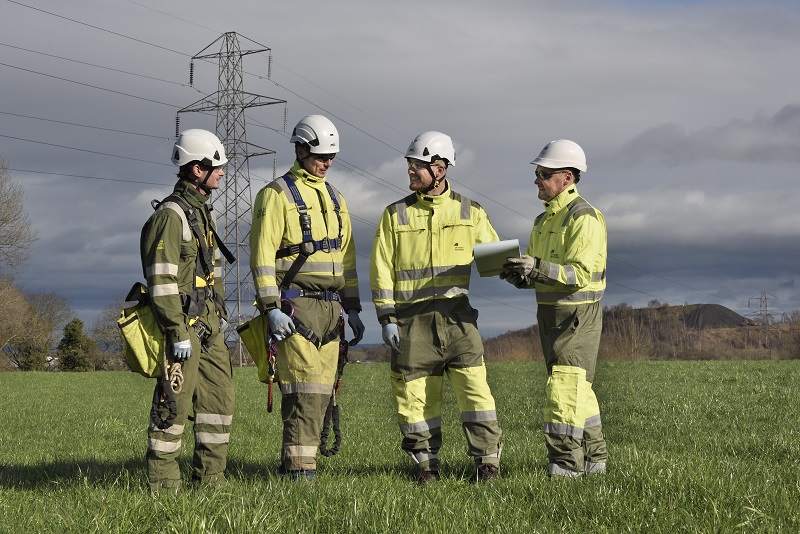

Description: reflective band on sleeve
[563,264,577,286]
[256,286,280,299]
[146,263,178,277]
[195,413,233,426]
[372,289,395,301]
[148,438,182,453]
[195,432,230,444]
[253,265,276,278]
[151,283,179,297]
[400,416,443,435]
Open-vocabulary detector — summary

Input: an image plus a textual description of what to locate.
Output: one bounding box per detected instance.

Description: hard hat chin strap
[420,164,443,194]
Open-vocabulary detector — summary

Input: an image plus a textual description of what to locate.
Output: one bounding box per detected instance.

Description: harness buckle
[300,241,315,256]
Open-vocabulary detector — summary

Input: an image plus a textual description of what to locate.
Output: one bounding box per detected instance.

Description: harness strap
[292,316,342,348]
[280,289,341,302]
[276,174,343,289]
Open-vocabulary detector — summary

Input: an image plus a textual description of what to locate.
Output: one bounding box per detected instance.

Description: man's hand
[267,309,296,341]
[503,255,538,277]
[346,310,365,346]
[499,269,532,289]
[382,323,401,353]
[172,339,192,361]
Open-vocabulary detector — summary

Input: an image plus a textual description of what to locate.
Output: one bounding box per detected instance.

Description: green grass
[1,360,798,533]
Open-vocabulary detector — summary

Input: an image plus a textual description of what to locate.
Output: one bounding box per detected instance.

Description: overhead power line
[0,133,172,166]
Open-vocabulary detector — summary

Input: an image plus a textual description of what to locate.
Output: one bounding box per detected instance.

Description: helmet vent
[214,150,220,161]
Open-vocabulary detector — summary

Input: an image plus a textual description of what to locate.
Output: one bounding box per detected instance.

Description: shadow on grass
[0,456,516,490]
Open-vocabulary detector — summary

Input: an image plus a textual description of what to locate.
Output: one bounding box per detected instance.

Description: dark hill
[680,303,751,329]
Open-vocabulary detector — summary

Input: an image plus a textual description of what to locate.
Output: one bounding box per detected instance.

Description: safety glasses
[313,153,336,162]
[535,169,569,180]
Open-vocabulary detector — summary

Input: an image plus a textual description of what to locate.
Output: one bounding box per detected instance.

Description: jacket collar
[416,180,451,208]
[290,161,327,187]
[174,179,210,209]
[544,186,579,214]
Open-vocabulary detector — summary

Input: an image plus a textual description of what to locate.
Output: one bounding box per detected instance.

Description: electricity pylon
[748,291,776,349]
[177,32,286,363]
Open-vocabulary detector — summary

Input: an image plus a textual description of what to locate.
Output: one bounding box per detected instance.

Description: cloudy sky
[3,0,799,344]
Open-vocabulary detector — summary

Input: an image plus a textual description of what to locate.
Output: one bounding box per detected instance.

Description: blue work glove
[346,310,365,346]
[267,308,296,341]
[382,323,401,353]
[172,339,192,361]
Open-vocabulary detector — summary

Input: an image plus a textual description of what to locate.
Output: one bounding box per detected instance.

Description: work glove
[267,308,296,341]
[346,310,365,346]
[382,323,401,353]
[499,269,532,289]
[172,339,192,362]
[503,255,538,277]
[220,317,228,333]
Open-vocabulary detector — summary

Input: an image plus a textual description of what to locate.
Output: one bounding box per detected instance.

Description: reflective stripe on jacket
[527,186,606,305]
[140,180,225,343]
[250,161,360,313]
[370,182,498,321]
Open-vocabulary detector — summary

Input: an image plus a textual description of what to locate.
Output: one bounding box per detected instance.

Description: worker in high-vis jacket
[140,129,234,492]
[250,115,365,481]
[371,131,503,483]
[501,139,608,478]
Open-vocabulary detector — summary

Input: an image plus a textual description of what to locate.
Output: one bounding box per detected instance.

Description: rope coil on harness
[151,353,180,430]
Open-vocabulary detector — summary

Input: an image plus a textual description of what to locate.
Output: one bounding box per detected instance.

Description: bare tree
[0,160,39,274]
[0,276,51,370]
[27,291,74,341]
[90,292,128,370]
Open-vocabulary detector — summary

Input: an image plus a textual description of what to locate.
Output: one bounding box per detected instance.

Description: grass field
[1,360,798,533]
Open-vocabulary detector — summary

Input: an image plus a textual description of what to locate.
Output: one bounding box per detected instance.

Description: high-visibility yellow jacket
[371,182,498,322]
[250,162,360,313]
[140,180,226,344]
[526,186,606,305]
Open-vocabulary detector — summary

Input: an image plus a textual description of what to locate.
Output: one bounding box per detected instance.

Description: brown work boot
[416,469,440,484]
[476,463,499,482]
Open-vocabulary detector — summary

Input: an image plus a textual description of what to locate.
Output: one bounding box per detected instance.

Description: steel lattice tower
[177,32,286,361]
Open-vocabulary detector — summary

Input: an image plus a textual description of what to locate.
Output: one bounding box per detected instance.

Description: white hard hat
[290,115,340,154]
[531,139,587,172]
[405,131,456,166]
[171,129,228,167]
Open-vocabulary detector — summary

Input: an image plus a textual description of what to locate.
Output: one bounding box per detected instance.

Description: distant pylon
[748,291,776,349]
[177,32,287,363]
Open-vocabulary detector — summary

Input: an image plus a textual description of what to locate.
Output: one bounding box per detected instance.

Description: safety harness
[275,173,342,290]
[148,194,235,429]
[264,174,349,456]
[273,174,344,348]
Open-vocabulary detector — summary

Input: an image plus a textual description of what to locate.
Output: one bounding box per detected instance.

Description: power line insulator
[175,115,180,138]
[189,61,194,86]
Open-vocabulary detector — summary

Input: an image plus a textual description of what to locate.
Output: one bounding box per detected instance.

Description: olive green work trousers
[146,329,234,492]
[391,297,503,472]
[537,301,607,474]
